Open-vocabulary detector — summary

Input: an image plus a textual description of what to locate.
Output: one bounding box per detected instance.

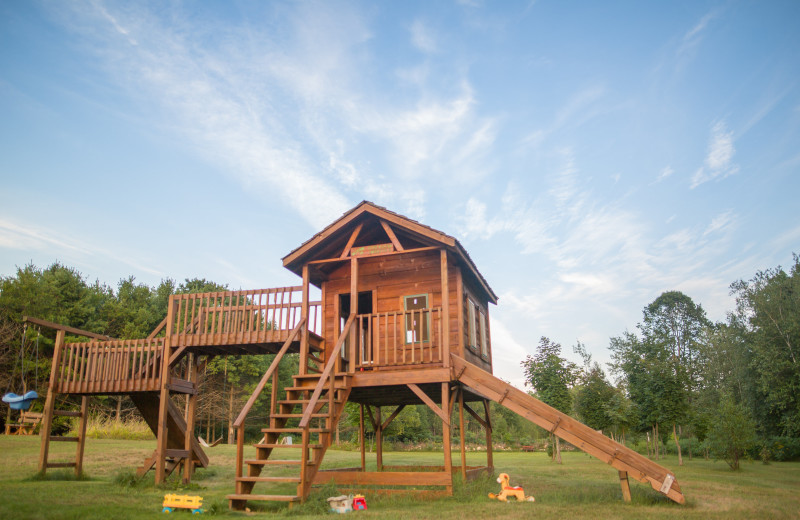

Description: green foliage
[731,254,800,437]
[704,395,757,470]
[521,337,576,414]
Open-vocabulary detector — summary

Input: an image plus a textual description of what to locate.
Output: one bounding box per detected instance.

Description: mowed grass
[1,435,798,519]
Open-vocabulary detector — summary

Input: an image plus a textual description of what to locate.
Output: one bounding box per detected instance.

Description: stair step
[262,428,330,434]
[255,443,323,450]
[236,476,302,483]
[244,459,315,466]
[271,413,329,419]
[227,494,301,503]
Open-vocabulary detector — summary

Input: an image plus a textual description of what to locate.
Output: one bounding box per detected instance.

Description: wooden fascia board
[283,203,456,270]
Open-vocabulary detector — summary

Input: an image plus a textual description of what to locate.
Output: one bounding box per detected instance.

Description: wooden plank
[311,470,452,486]
[380,220,404,251]
[38,328,65,475]
[483,399,493,470]
[620,471,632,502]
[339,223,364,259]
[23,316,113,341]
[74,396,88,476]
[441,381,453,494]
[440,249,450,368]
[458,388,466,480]
[407,384,449,425]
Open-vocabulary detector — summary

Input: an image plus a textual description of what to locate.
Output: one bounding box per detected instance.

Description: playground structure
[27,201,684,508]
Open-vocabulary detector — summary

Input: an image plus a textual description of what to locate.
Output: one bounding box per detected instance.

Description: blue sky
[1,1,798,387]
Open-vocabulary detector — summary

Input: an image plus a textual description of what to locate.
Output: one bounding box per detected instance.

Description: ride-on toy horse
[488,473,535,502]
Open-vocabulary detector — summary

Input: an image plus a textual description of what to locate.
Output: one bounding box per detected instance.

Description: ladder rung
[46,462,77,468]
[227,494,300,502]
[49,436,79,442]
[165,449,190,458]
[261,428,330,434]
[244,459,314,466]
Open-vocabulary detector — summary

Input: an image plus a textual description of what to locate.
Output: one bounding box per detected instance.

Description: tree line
[522,254,800,469]
[1,256,798,467]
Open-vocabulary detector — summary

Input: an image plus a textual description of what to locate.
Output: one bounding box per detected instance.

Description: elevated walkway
[450,354,685,504]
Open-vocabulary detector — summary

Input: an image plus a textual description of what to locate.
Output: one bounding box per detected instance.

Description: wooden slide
[451,354,685,504]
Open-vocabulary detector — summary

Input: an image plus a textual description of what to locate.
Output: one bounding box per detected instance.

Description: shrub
[704,396,756,470]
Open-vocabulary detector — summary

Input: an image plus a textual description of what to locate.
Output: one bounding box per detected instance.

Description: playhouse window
[468,298,477,351]
[404,294,429,343]
[468,297,488,356]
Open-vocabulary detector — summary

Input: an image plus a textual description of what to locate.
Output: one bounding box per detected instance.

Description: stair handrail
[233,318,306,429]
[233,318,305,480]
[298,314,355,429]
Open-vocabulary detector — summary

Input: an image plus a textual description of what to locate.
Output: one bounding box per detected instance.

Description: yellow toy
[488,473,535,502]
[163,494,204,514]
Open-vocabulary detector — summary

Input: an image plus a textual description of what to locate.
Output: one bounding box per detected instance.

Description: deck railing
[169,287,321,347]
[353,307,443,369]
[55,338,165,394]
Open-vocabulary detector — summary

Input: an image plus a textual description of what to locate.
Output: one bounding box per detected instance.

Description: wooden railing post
[300,266,310,375]
[440,249,450,368]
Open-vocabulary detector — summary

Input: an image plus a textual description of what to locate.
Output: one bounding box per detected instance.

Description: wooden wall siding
[169,287,321,348]
[54,338,164,394]
[461,281,492,372]
[322,250,460,365]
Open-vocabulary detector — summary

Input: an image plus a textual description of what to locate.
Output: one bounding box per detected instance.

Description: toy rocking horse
[488,473,535,502]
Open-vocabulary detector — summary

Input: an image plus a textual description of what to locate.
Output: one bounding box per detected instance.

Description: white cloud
[410,19,437,53]
[691,121,738,188]
[656,166,674,182]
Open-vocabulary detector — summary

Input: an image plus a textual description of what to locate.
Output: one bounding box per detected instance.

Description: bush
[704,397,756,470]
[755,437,800,462]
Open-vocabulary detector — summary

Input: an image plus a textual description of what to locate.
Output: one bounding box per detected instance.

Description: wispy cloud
[656,166,674,183]
[691,121,738,188]
[410,19,437,53]
[0,218,163,277]
[678,10,718,59]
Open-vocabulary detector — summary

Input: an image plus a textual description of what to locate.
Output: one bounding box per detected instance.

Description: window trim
[403,293,430,344]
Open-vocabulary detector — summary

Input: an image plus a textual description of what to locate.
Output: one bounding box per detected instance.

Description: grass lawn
[1,435,798,519]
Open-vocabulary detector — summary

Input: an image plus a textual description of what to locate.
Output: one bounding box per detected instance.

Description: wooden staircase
[227,372,352,509]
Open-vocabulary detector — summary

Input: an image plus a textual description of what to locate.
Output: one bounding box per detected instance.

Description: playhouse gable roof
[282,201,497,303]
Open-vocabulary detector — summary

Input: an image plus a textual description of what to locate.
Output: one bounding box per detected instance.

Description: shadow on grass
[26,470,92,482]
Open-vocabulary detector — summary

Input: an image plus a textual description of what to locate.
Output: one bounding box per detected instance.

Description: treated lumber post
[74,396,88,477]
[619,471,632,502]
[38,328,65,474]
[442,382,453,494]
[458,388,466,480]
[375,407,383,472]
[440,249,450,367]
[349,257,358,372]
[483,399,493,471]
[360,404,366,471]
[183,354,197,484]
[300,265,310,375]
[155,299,177,484]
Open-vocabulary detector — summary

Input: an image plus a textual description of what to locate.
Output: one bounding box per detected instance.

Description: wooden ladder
[38,397,89,477]
[227,372,352,509]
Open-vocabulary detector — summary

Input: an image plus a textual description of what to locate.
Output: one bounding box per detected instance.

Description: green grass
[0,435,798,519]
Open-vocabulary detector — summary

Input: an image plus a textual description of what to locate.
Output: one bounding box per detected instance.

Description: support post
[155,299,177,484]
[442,382,453,494]
[440,249,450,367]
[38,328,65,474]
[183,355,198,484]
[375,406,383,472]
[483,399,493,472]
[619,470,632,502]
[349,257,358,373]
[74,396,88,477]
[300,265,310,375]
[458,388,466,480]
[359,404,366,471]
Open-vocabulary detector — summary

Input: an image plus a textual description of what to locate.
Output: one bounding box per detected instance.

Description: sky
[1,1,799,389]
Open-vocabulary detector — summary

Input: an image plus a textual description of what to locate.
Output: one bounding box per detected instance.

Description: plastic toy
[488,473,535,502]
[162,494,203,514]
[352,494,367,510]
[2,391,39,411]
[327,495,353,513]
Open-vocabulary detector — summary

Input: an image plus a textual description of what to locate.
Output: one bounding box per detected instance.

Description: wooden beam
[463,401,488,429]
[440,249,450,368]
[147,317,168,340]
[380,220,404,251]
[441,382,453,494]
[308,246,439,266]
[620,471,632,502]
[408,384,449,426]
[365,405,378,431]
[381,405,406,430]
[483,399,493,471]
[38,328,65,475]
[74,397,88,476]
[359,404,366,471]
[24,316,113,341]
[458,389,466,480]
[339,223,364,259]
